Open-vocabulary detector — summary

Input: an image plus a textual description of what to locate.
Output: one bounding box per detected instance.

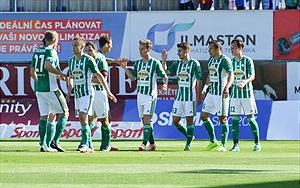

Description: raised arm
[161,49,171,75]
[44,61,67,81]
[120,61,136,81]
[106,57,128,65]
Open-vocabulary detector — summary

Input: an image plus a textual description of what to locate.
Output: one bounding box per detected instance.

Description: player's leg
[229,98,243,152]
[201,94,218,150]
[138,94,156,151]
[215,96,230,151]
[35,92,49,151]
[172,101,188,138]
[78,95,94,153]
[51,90,69,152]
[184,101,197,151]
[244,98,261,151]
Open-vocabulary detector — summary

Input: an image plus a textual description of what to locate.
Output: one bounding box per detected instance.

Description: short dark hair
[99,34,112,48]
[208,40,222,50]
[139,39,152,49]
[85,41,97,49]
[73,36,86,47]
[44,30,58,44]
[177,42,190,51]
[231,39,244,49]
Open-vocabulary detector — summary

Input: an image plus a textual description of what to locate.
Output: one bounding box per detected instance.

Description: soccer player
[229,39,261,152]
[201,40,234,152]
[84,39,119,152]
[30,30,69,152]
[120,39,168,151]
[66,36,117,153]
[161,42,203,151]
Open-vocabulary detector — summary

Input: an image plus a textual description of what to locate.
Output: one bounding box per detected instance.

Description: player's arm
[44,61,67,80]
[196,79,203,105]
[66,75,73,102]
[161,49,171,75]
[237,74,255,90]
[94,72,117,103]
[92,71,108,84]
[202,75,210,95]
[161,76,168,92]
[106,57,128,65]
[120,61,136,81]
[30,68,38,82]
[223,71,234,98]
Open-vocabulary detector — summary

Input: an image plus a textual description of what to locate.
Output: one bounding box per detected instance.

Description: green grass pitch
[0,139,299,188]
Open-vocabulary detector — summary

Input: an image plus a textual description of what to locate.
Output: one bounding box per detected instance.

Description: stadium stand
[0,0,291,12]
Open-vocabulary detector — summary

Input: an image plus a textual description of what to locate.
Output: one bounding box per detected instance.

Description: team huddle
[30,30,261,153]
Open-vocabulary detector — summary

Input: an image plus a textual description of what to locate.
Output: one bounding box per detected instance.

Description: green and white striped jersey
[92,51,109,91]
[207,54,232,96]
[168,58,202,101]
[30,46,61,92]
[231,56,255,98]
[132,57,167,96]
[68,53,100,99]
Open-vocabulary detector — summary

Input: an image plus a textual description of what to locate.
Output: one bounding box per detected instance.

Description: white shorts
[92,90,109,119]
[171,101,196,117]
[74,95,94,118]
[36,90,68,116]
[230,97,258,115]
[137,93,157,119]
[202,93,229,116]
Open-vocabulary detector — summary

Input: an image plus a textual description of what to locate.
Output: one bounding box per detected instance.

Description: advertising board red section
[274,10,300,60]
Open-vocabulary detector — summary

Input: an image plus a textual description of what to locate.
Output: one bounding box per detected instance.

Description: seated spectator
[198,0,213,10]
[235,0,246,9]
[180,0,195,10]
[285,0,298,9]
[214,0,229,9]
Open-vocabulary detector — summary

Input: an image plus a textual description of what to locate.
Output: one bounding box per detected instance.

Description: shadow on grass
[215,180,300,188]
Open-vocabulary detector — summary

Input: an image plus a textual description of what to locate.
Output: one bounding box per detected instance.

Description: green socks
[149,128,155,145]
[232,116,240,144]
[46,120,55,147]
[248,117,260,144]
[53,116,67,144]
[38,118,47,147]
[101,125,105,148]
[89,121,95,132]
[221,122,229,147]
[203,119,217,143]
[142,124,152,145]
[102,124,112,147]
[176,123,187,137]
[81,124,90,146]
[186,124,194,147]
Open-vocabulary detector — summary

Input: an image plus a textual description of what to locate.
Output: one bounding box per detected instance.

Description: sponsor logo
[234,69,244,78]
[147,20,195,52]
[0,99,32,116]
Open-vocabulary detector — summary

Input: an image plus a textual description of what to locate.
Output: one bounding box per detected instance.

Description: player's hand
[161,49,168,61]
[237,80,246,90]
[120,61,127,69]
[108,92,117,103]
[115,57,128,65]
[222,87,229,98]
[161,84,167,92]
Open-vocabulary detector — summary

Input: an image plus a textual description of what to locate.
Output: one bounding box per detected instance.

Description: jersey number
[34,54,45,72]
